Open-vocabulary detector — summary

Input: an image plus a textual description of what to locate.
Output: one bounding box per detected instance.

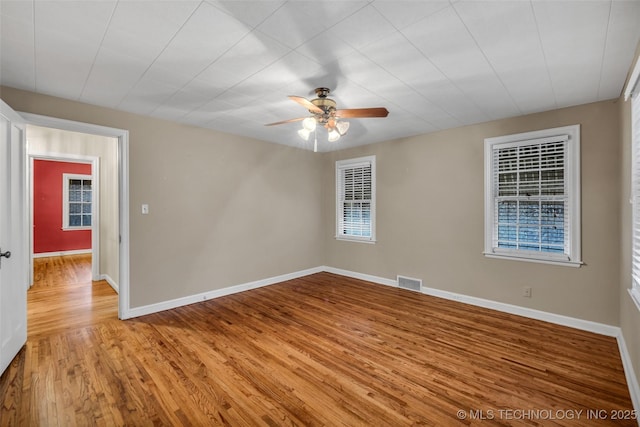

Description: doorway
[30,155,100,282]
[27,124,114,290]
[20,113,130,319]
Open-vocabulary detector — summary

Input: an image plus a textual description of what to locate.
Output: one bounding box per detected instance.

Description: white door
[0,100,27,376]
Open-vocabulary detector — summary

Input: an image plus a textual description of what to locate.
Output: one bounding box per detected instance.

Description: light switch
[141,204,149,215]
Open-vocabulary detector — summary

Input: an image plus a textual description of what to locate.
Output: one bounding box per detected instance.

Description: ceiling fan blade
[335,107,389,118]
[264,117,306,126]
[289,95,324,114]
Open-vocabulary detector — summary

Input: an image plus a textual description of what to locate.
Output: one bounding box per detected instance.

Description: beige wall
[619,43,640,396]
[1,87,323,307]
[322,99,622,325]
[27,125,119,286]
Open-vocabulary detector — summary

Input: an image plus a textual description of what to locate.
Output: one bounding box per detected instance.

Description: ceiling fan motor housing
[310,88,336,124]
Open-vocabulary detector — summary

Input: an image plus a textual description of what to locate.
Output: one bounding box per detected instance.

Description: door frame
[29,154,100,281]
[20,112,131,320]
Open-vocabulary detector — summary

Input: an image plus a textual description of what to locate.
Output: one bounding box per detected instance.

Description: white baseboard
[322,266,397,287]
[33,249,91,258]
[323,266,619,336]
[126,266,324,319]
[616,332,640,422]
[421,285,620,337]
[100,274,118,294]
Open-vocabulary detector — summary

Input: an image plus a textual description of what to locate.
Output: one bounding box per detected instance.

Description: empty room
[2,1,640,425]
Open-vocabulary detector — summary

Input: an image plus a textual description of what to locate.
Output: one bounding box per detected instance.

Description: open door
[0,99,28,376]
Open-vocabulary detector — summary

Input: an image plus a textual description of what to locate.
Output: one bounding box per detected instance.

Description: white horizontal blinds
[68,178,92,227]
[493,135,569,255]
[338,161,372,238]
[631,91,640,288]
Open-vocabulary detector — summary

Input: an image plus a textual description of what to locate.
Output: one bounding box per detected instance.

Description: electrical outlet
[523,286,532,298]
[141,204,149,215]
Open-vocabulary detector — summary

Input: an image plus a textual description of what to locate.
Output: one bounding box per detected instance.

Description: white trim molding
[126,267,324,319]
[484,125,581,267]
[62,172,93,230]
[322,266,396,287]
[420,283,618,337]
[616,331,640,419]
[322,266,618,336]
[624,56,640,101]
[335,155,376,243]
[101,274,118,294]
[33,249,91,258]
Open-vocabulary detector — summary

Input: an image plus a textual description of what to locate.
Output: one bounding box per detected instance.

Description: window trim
[335,155,376,243]
[483,125,581,267]
[626,55,640,311]
[62,173,93,231]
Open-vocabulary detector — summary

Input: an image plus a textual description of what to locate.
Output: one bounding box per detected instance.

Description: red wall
[33,160,92,254]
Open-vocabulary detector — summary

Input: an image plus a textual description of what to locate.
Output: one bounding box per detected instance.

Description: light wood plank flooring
[0,256,635,426]
[28,254,118,338]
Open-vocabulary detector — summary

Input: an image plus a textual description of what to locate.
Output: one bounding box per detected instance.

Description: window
[336,156,376,242]
[484,125,581,266]
[627,56,640,308]
[63,173,92,229]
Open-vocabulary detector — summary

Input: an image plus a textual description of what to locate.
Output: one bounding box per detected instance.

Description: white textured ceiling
[1,0,639,152]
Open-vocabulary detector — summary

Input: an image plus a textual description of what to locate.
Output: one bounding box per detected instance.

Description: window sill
[628,288,640,313]
[483,252,582,268]
[62,226,91,231]
[336,236,376,244]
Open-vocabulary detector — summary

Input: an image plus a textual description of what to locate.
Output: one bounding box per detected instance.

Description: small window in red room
[63,174,92,229]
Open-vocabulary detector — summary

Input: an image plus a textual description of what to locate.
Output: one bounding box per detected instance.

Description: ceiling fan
[265,87,389,149]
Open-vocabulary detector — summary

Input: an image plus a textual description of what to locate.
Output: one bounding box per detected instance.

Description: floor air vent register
[397,275,422,292]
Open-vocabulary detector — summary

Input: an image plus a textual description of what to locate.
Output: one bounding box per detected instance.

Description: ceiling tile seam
[312,2,384,50]
[113,0,207,110]
[206,0,285,30]
[394,27,488,125]
[596,0,613,100]
[352,6,460,129]
[396,6,494,124]
[450,1,524,118]
[351,49,452,131]
[277,0,372,66]
[78,0,119,102]
[529,0,559,110]
[145,1,292,118]
[30,0,36,91]
[371,0,450,32]
[184,0,294,107]
[366,2,461,128]
[153,29,295,120]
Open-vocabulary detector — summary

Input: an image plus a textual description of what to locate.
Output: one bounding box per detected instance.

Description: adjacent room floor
[0,256,634,425]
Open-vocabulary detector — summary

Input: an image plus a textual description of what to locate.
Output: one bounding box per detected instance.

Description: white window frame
[484,125,581,267]
[62,173,93,230]
[336,155,376,243]
[626,56,640,311]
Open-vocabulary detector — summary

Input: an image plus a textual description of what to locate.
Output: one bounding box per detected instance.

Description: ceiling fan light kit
[266,87,389,149]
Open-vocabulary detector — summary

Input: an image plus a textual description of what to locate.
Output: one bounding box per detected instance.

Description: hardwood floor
[28,254,118,338]
[0,259,635,426]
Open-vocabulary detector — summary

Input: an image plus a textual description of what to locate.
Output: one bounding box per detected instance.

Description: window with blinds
[336,156,376,242]
[484,126,581,266]
[63,173,92,229]
[630,71,640,302]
